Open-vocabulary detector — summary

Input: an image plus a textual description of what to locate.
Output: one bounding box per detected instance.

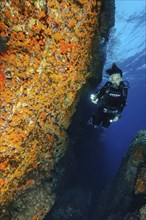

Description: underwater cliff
[92,130,146,220]
[0,0,115,219]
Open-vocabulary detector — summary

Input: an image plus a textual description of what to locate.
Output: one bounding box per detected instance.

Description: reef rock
[0,0,114,219]
[45,186,92,220]
[92,130,146,220]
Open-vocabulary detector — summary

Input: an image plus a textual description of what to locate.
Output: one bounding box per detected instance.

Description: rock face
[92,130,146,220]
[45,186,92,220]
[0,0,115,219]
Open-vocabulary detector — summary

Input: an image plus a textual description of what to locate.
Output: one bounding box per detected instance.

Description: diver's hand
[112,116,119,122]
[90,94,95,100]
[90,94,99,104]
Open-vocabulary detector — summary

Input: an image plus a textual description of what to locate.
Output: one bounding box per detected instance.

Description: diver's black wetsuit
[92,81,128,128]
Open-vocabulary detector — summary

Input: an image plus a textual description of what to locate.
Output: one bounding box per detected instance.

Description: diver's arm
[117,105,124,116]
[122,81,129,106]
[112,108,123,122]
[95,82,109,99]
[115,91,128,117]
[90,82,109,104]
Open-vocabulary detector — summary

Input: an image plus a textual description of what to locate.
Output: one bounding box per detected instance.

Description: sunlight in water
[104,0,146,85]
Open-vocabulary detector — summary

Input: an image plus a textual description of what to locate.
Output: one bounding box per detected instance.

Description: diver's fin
[87,118,93,125]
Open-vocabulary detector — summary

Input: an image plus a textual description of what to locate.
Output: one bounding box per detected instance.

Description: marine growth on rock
[0,0,102,217]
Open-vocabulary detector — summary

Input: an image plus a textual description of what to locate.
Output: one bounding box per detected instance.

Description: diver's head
[106,63,123,77]
[109,73,122,86]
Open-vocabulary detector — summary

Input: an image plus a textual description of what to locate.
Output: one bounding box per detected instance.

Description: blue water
[101,0,146,179]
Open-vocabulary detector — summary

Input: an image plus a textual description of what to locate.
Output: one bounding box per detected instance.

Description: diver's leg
[87,117,93,125]
[92,108,103,126]
[102,113,111,128]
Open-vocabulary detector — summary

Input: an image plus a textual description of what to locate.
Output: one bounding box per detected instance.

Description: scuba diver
[88,63,129,128]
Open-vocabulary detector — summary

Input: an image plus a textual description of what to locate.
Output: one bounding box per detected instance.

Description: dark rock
[0,37,9,52]
[89,0,115,88]
[92,130,146,220]
[44,187,92,220]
